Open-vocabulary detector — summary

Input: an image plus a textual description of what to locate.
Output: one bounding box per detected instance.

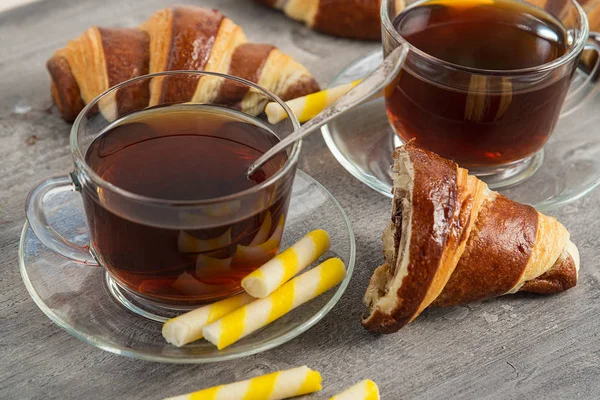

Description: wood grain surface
[1,0,599,399]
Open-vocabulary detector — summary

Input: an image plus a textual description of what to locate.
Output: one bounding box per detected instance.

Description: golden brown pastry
[47,6,320,122]
[255,0,599,46]
[362,143,579,333]
[47,27,150,122]
[582,0,600,32]
[254,0,405,39]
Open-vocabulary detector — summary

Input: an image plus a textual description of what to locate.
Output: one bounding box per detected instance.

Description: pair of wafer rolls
[163,230,336,347]
[47,6,320,122]
[163,366,322,400]
[165,371,378,400]
[362,143,580,333]
[162,293,254,347]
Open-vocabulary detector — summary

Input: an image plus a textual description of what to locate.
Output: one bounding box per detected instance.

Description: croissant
[47,6,320,122]
[255,0,600,46]
[530,0,600,30]
[254,0,404,39]
[586,0,600,31]
[362,143,579,333]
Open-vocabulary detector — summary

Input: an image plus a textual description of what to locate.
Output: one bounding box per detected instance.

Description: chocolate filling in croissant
[362,143,579,333]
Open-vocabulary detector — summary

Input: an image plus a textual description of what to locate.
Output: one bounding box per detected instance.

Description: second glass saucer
[322,50,600,211]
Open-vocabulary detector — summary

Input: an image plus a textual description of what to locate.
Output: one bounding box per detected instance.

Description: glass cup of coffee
[382,0,600,188]
[26,71,300,312]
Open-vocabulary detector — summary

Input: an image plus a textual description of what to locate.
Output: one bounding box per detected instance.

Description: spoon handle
[247,43,409,177]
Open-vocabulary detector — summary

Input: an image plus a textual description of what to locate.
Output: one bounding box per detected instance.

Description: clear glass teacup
[26,71,300,312]
[382,0,600,188]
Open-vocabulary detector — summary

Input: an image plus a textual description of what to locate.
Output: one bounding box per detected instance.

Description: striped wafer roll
[242,229,331,298]
[249,212,272,246]
[233,215,285,264]
[195,255,233,279]
[163,366,322,400]
[203,258,346,349]
[330,380,380,400]
[178,229,232,253]
[172,272,239,298]
[265,80,361,124]
[162,292,254,347]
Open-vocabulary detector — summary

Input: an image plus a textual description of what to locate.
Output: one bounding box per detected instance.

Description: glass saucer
[19,170,355,363]
[322,50,600,211]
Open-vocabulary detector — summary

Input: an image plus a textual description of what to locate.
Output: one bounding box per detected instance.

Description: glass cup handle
[25,174,99,266]
[560,33,600,117]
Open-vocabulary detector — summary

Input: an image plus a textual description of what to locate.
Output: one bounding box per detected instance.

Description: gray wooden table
[1,0,599,399]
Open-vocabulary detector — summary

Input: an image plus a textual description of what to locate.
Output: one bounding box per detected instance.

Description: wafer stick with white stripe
[203,258,346,350]
[195,254,233,278]
[172,272,237,297]
[163,366,322,400]
[162,292,254,347]
[233,215,285,263]
[249,212,272,246]
[265,80,361,124]
[242,229,331,298]
[178,229,232,253]
[330,380,380,400]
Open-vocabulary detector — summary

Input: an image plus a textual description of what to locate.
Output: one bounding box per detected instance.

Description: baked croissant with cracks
[47,6,320,122]
[363,143,579,333]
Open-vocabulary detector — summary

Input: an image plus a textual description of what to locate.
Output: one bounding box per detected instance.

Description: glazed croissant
[47,6,320,122]
[254,0,404,39]
[255,0,600,44]
[362,143,579,333]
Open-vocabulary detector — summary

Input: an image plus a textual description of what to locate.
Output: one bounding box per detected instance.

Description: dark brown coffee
[386,0,573,167]
[83,105,289,303]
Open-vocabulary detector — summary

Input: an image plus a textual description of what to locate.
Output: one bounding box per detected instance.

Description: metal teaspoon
[247,43,409,177]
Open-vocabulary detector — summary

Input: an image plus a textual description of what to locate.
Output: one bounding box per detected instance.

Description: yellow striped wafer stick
[330,380,380,400]
[265,80,361,124]
[178,229,232,253]
[203,258,346,350]
[172,272,237,297]
[233,215,285,263]
[162,292,254,347]
[249,212,272,246]
[242,229,331,298]
[195,254,233,278]
[163,366,322,400]
[204,200,241,217]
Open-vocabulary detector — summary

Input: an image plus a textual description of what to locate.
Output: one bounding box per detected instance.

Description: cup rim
[70,70,302,206]
[380,0,590,76]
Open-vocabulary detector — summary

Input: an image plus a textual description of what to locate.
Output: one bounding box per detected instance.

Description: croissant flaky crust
[362,143,579,333]
[47,6,320,122]
[255,0,406,39]
[256,0,600,46]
